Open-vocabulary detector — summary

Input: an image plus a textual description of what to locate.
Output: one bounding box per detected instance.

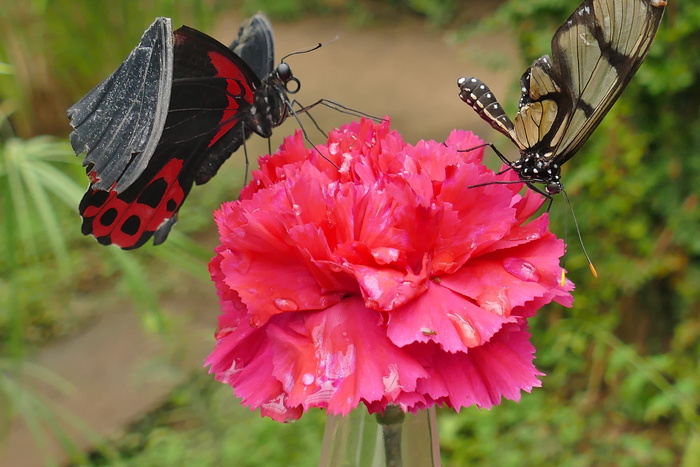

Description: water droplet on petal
[301,373,315,386]
[480,297,507,316]
[249,315,264,328]
[292,204,302,216]
[273,298,299,311]
[503,257,541,282]
[448,312,481,347]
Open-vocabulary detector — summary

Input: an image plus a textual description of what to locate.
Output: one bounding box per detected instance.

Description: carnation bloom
[206,118,574,422]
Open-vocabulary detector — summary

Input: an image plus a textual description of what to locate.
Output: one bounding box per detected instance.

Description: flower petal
[387,283,518,352]
[207,118,574,420]
[268,298,429,415]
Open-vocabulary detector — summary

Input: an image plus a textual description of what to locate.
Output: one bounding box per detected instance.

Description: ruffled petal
[268,299,429,415]
[387,284,518,352]
[206,118,574,421]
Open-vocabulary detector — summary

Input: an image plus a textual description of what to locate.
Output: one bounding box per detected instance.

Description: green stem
[376,405,406,467]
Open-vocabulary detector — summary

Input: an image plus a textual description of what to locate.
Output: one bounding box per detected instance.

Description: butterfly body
[69,14,297,249]
[458,0,666,195]
[459,74,564,194]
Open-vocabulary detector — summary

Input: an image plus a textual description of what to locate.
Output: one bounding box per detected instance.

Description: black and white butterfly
[458,0,667,196]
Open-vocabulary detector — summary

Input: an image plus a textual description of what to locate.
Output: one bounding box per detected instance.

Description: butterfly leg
[283,98,383,171]
[521,181,555,211]
[455,141,515,169]
[242,124,251,186]
[289,99,327,137]
[482,142,515,167]
[294,98,383,123]
[468,179,523,189]
[283,100,339,169]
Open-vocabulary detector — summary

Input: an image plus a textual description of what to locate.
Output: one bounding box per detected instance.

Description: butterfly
[458,0,666,196]
[68,14,299,249]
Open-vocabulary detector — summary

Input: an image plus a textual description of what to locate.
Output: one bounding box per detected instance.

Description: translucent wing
[514,0,666,163]
[513,56,565,153]
[68,18,173,192]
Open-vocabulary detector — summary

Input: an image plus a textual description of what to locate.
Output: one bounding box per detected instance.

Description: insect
[458,0,666,196]
[68,14,299,249]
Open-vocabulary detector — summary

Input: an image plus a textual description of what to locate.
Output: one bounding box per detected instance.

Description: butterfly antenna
[562,188,597,278]
[560,194,569,286]
[281,42,324,63]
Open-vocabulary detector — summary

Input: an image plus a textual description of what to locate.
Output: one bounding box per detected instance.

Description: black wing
[78,23,264,249]
[192,12,276,185]
[169,23,267,186]
[228,12,275,80]
[68,17,173,192]
[512,0,667,164]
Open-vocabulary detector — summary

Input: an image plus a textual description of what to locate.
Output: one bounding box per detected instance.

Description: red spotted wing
[68,14,297,248]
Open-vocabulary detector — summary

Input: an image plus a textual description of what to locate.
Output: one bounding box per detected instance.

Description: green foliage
[441,1,700,465]
[74,373,326,467]
[0,0,222,137]
[403,0,458,25]
[0,134,83,357]
[0,359,99,466]
[0,3,257,460]
[1,0,697,465]
[238,0,469,26]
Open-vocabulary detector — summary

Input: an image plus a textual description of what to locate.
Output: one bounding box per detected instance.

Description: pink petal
[417,322,543,409]
[441,232,568,312]
[387,283,517,352]
[218,248,341,326]
[268,298,428,415]
[207,118,574,421]
[433,163,519,273]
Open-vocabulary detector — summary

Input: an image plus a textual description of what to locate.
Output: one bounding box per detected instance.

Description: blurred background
[0,0,697,466]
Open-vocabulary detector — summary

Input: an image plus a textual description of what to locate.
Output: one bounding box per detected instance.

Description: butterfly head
[275,62,300,94]
[250,62,301,137]
[546,181,562,195]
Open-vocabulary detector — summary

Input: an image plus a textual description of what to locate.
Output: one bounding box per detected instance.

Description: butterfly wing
[229,13,275,81]
[79,21,264,249]
[195,13,276,184]
[513,0,666,163]
[68,17,173,192]
[513,56,567,153]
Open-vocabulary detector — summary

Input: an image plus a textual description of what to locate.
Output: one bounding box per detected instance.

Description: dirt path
[1,13,519,467]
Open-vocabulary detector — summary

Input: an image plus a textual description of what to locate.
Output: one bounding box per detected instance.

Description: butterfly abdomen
[458,77,517,138]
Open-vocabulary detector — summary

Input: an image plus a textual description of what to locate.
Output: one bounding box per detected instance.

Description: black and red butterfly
[68,14,299,249]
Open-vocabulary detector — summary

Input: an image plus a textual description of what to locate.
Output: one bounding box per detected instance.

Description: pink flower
[205,118,574,422]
